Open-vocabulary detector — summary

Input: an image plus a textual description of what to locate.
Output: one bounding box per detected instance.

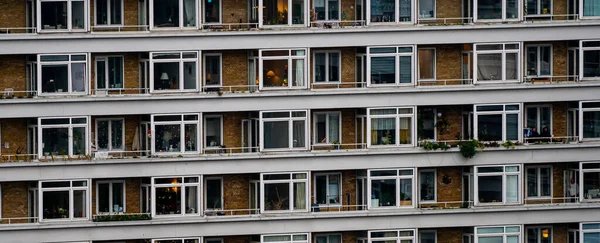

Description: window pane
[527,168,538,197]
[400,178,412,206]
[41,2,68,30]
[316,175,327,204]
[293,120,306,148]
[583,111,600,139]
[583,0,600,16]
[98,183,110,213]
[477,114,503,141]
[205,117,222,147]
[477,0,502,19]
[526,0,538,15]
[264,121,289,149]
[419,0,435,18]
[97,120,110,150]
[111,120,123,150]
[371,0,395,22]
[420,171,435,201]
[71,63,86,92]
[506,53,518,80]
[328,174,340,204]
[292,59,305,87]
[540,167,551,197]
[315,53,326,82]
[399,117,412,144]
[205,56,221,86]
[108,57,124,89]
[155,187,181,215]
[154,0,180,27]
[155,124,181,152]
[315,0,326,20]
[540,107,551,135]
[371,118,396,145]
[399,0,411,21]
[371,179,396,207]
[329,53,340,82]
[73,190,87,218]
[478,237,503,243]
[526,47,538,76]
[583,50,600,78]
[506,0,518,19]
[111,182,124,212]
[71,1,85,29]
[399,56,412,84]
[154,62,180,90]
[506,174,519,203]
[110,0,123,24]
[204,0,220,23]
[43,191,69,219]
[97,60,107,89]
[478,175,502,203]
[42,65,69,93]
[97,0,109,25]
[506,114,518,141]
[327,113,340,143]
[263,59,288,87]
[418,49,435,80]
[206,179,222,209]
[540,46,551,75]
[293,182,306,209]
[315,114,327,143]
[183,62,197,89]
[264,183,290,210]
[292,0,305,24]
[421,232,436,243]
[477,53,502,81]
[263,0,288,24]
[184,124,198,152]
[42,128,69,156]
[583,171,600,200]
[328,0,340,19]
[371,57,396,84]
[185,186,198,214]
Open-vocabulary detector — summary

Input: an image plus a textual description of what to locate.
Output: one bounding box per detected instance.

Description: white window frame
[579,162,600,202]
[38,179,91,222]
[204,115,223,149]
[313,172,342,206]
[419,230,437,243]
[0,184,2,219]
[525,45,552,78]
[579,40,600,80]
[95,180,126,214]
[260,110,309,151]
[525,226,552,243]
[525,165,553,199]
[315,234,343,243]
[417,48,436,81]
[202,0,223,24]
[312,0,342,20]
[474,226,522,243]
[580,223,600,243]
[367,107,417,147]
[94,0,124,26]
[367,229,416,243]
[579,0,600,19]
[473,103,523,142]
[524,105,552,136]
[203,53,223,88]
[150,113,202,155]
[151,175,202,218]
[474,165,522,206]
[37,0,89,32]
[526,0,552,15]
[95,56,125,90]
[257,0,310,27]
[37,53,89,96]
[260,172,310,213]
[152,238,202,243]
[38,117,90,158]
[473,43,521,84]
[473,0,522,22]
[203,176,224,211]
[365,0,416,25]
[418,0,436,19]
[578,101,600,141]
[258,49,309,90]
[149,0,199,30]
[366,46,416,87]
[312,51,342,83]
[95,118,125,151]
[149,51,200,93]
[312,111,342,145]
[367,168,416,209]
[419,169,437,203]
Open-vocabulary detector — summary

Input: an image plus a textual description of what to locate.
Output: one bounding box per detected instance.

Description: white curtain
[584,0,600,17]
[293,59,305,87]
[477,54,502,81]
[292,120,305,148]
[505,175,519,203]
[294,182,306,210]
[505,53,518,80]
[183,0,196,26]
[328,114,339,143]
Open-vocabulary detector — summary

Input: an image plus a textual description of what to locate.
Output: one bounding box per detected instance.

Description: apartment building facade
[0,0,600,242]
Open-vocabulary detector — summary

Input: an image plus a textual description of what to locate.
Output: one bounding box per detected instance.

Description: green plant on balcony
[421,141,450,151]
[434,118,452,135]
[502,140,517,149]
[93,214,152,222]
[458,139,484,159]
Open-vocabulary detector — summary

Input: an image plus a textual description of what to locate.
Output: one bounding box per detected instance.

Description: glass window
[475,104,521,142]
[314,173,341,205]
[476,0,519,20]
[368,46,414,86]
[151,51,199,92]
[581,162,600,201]
[525,106,552,142]
[261,173,309,212]
[40,179,90,221]
[582,49,600,79]
[370,0,412,23]
[526,227,552,243]
[152,114,200,154]
[368,107,415,147]
[419,0,435,18]
[581,102,600,140]
[38,54,88,95]
[369,169,415,209]
[40,0,88,31]
[153,238,201,243]
[419,170,436,202]
[260,49,307,89]
[96,181,125,214]
[582,0,600,17]
[368,230,415,243]
[475,165,521,205]
[417,108,436,140]
[261,111,308,151]
[96,0,123,25]
[262,234,309,243]
[96,56,124,89]
[204,54,222,87]
[313,52,341,83]
[204,116,222,148]
[314,0,340,20]
[313,112,341,145]
[526,46,552,77]
[420,231,436,243]
[153,176,200,216]
[526,166,552,198]
[203,0,221,23]
[418,49,435,80]
[476,226,521,243]
[262,0,305,25]
[96,119,124,151]
[475,43,521,83]
[39,117,88,157]
[153,0,197,28]
[205,177,223,210]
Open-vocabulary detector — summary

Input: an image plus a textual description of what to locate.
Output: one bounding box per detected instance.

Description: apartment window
[420,231,437,243]
[474,43,520,83]
[261,172,308,212]
[313,51,341,83]
[580,41,600,79]
[526,0,551,15]
[418,107,436,140]
[37,54,88,95]
[580,101,600,140]
[581,0,600,17]
[419,0,436,18]
[39,0,87,31]
[475,226,521,243]
[525,105,552,139]
[474,104,521,142]
[368,229,416,243]
[150,51,199,92]
[152,176,201,216]
[261,0,307,26]
[526,166,552,198]
[581,223,600,243]
[526,45,552,77]
[367,107,415,147]
[259,49,308,89]
[151,114,200,154]
[475,165,521,205]
[314,0,341,20]
[581,162,600,201]
[369,0,413,23]
[96,180,125,214]
[204,115,222,148]
[38,117,88,157]
[475,0,519,21]
[527,227,552,243]
[260,110,308,151]
[151,0,197,29]
[367,46,415,86]
[95,0,123,25]
[96,56,124,89]
[418,48,436,81]
[419,170,436,202]
[96,118,124,151]
[316,234,342,243]
[204,177,223,210]
[203,54,222,87]
[314,173,342,205]
[203,0,222,23]
[262,234,309,243]
[39,179,90,221]
[368,168,415,209]
[152,238,200,243]
[313,112,341,145]
[0,185,2,219]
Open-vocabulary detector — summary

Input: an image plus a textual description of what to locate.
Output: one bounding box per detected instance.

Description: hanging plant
[435,118,453,135]
[458,139,484,159]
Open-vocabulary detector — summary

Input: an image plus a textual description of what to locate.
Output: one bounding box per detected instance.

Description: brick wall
[90,53,140,94]
[204,112,246,150]
[553,224,569,243]
[0,119,29,156]
[90,0,139,27]
[221,51,249,89]
[417,45,463,86]
[419,167,464,208]
[91,178,142,215]
[309,0,357,21]
[222,0,249,23]
[552,102,568,137]
[0,182,29,223]
[435,0,462,21]
[435,106,464,141]
[0,0,26,29]
[435,228,463,243]
[223,174,250,214]
[223,235,250,243]
[0,55,27,96]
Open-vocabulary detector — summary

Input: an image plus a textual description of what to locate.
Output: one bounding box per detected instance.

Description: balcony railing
[523,136,579,144]
[419,201,474,209]
[0,27,36,34]
[90,25,150,33]
[201,23,259,31]
[92,213,152,222]
[417,17,474,25]
[417,79,474,86]
[524,75,579,83]
[0,217,38,224]
[310,20,367,28]
[524,14,580,22]
[524,197,581,205]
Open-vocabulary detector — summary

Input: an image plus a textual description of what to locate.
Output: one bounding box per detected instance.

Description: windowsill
[525,14,553,18]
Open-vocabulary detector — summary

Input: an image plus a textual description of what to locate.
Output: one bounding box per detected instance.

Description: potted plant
[458,139,484,159]
[332,141,340,150]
